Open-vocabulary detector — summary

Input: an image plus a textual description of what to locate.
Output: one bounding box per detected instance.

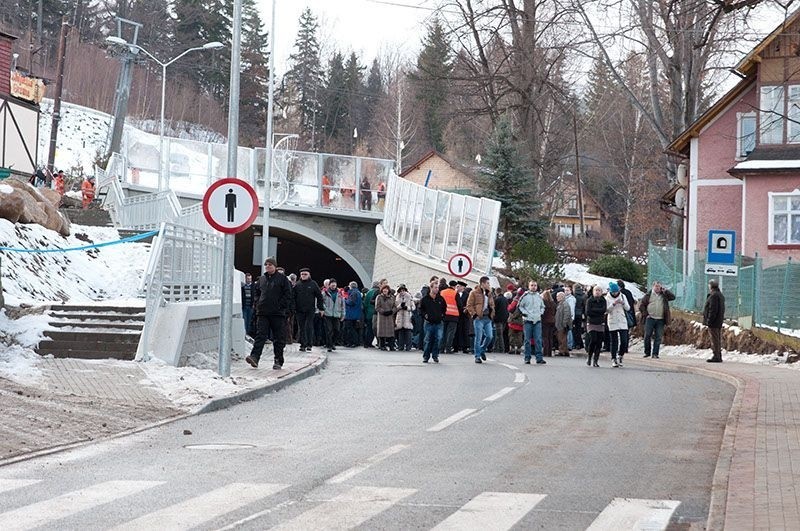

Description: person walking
[703,279,726,363]
[241,272,256,338]
[466,276,495,364]
[605,282,631,367]
[419,282,447,363]
[541,289,557,357]
[322,278,345,352]
[585,285,607,367]
[493,287,509,353]
[293,268,324,352]
[375,284,397,350]
[343,281,363,348]
[617,279,636,357]
[507,289,525,355]
[519,281,545,365]
[639,281,676,359]
[572,284,586,350]
[81,176,95,209]
[554,291,572,356]
[246,258,293,370]
[394,284,415,351]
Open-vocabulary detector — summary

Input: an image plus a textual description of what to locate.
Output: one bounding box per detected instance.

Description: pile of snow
[0,344,43,386]
[0,219,149,305]
[562,263,645,299]
[0,309,48,348]
[658,343,798,370]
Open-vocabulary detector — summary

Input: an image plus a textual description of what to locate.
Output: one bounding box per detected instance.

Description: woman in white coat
[605,281,631,367]
[394,285,415,351]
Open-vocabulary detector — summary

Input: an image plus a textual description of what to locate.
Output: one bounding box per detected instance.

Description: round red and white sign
[202,178,259,234]
[447,253,473,278]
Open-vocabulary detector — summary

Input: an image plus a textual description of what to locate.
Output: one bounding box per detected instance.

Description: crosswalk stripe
[110,482,287,531]
[0,480,163,531]
[271,486,417,531]
[586,498,681,531]
[327,445,409,484]
[432,492,546,530]
[0,479,40,494]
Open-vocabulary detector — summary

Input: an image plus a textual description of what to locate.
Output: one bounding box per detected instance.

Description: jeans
[567,329,574,350]
[250,315,286,366]
[609,329,629,360]
[242,306,253,337]
[423,322,443,360]
[644,317,666,357]
[473,317,494,359]
[296,311,315,349]
[523,320,543,362]
[492,322,506,353]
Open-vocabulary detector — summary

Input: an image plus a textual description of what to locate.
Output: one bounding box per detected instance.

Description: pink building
[668,12,800,268]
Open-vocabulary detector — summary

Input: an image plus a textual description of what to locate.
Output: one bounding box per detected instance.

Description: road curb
[627,356,744,531]
[193,355,328,415]
[0,355,327,468]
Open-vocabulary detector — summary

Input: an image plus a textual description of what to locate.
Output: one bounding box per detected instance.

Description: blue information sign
[707,230,736,265]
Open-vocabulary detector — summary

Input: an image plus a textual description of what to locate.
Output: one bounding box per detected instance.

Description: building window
[790,86,800,143]
[737,112,756,157]
[760,86,785,144]
[568,197,577,209]
[770,192,800,245]
[557,224,575,238]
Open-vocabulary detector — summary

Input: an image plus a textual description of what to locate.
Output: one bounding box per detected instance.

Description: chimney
[0,31,17,97]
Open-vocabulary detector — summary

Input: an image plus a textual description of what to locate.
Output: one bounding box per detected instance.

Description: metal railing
[381,173,501,275]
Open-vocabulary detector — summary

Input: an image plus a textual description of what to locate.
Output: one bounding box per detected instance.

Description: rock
[4,178,48,226]
[39,188,62,209]
[60,194,82,209]
[183,429,192,435]
[0,177,70,235]
[0,185,24,223]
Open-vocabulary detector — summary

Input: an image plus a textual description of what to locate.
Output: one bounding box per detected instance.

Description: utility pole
[261,0,277,275]
[107,18,142,159]
[46,16,69,173]
[572,111,586,237]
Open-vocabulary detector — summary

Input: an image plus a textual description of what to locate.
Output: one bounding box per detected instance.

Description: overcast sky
[258,0,433,75]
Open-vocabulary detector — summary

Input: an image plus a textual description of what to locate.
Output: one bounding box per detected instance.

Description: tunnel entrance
[235,225,363,288]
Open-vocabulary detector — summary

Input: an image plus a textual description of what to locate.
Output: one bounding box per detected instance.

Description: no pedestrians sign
[202,178,259,234]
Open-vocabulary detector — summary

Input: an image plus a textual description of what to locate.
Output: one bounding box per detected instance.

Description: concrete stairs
[35,305,145,360]
[60,207,113,227]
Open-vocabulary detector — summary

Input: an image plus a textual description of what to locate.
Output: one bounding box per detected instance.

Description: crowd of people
[28,167,96,208]
[242,257,726,370]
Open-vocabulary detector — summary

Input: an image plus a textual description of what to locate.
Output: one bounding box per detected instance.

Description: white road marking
[432,492,546,530]
[499,362,519,370]
[0,479,40,494]
[426,408,478,432]
[271,486,416,531]
[0,480,163,531]
[514,372,526,383]
[483,387,516,402]
[586,498,681,531]
[111,482,287,531]
[327,444,409,484]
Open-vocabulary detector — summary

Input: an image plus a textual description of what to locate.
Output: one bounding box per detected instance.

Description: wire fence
[648,242,800,332]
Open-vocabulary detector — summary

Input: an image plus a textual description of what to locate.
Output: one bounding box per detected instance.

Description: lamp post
[105,37,224,190]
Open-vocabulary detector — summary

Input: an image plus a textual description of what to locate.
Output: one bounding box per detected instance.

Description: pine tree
[364,58,383,139]
[410,18,452,153]
[239,0,270,144]
[479,117,545,263]
[286,8,323,149]
[321,51,348,149]
[343,52,366,152]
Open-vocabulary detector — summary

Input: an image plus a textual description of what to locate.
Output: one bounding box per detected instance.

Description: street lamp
[105,37,224,190]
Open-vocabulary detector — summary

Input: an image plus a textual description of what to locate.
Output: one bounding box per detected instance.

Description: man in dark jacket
[617,279,636,356]
[492,288,509,353]
[572,284,585,350]
[639,281,676,359]
[419,282,448,363]
[241,272,256,338]
[703,279,726,363]
[246,257,293,370]
[293,267,324,352]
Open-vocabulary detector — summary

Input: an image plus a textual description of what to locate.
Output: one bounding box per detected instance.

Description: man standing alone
[703,279,726,363]
[639,281,676,359]
[246,257,293,370]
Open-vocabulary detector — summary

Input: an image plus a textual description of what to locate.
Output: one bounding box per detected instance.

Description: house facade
[400,150,477,195]
[669,12,800,268]
[550,182,605,238]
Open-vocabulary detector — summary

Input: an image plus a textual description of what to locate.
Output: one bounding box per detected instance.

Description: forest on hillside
[0,0,778,258]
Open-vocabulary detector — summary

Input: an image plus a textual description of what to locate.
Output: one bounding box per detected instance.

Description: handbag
[626,311,636,328]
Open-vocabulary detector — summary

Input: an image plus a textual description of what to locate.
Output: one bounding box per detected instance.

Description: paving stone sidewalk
[630,353,800,530]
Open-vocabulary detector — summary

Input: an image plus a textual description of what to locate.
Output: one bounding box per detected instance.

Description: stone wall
[178,317,219,366]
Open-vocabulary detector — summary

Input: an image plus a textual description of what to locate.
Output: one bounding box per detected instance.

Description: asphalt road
[0,348,735,530]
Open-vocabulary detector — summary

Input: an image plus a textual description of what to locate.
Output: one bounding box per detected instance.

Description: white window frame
[768,190,800,245]
[736,111,757,159]
[760,85,785,145]
[789,85,800,143]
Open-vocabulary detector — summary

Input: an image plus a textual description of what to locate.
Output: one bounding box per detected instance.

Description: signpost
[706,229,738,278]
[202,178,259,234]
[448,253,473,278]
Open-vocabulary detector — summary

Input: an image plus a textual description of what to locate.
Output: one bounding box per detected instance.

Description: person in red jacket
[54,170,65,196]
[81,176,95,209]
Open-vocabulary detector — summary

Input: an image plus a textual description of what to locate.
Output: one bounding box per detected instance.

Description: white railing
[381,173,501,275]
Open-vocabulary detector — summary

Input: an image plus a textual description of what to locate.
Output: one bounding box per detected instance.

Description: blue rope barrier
[0,230,159,253]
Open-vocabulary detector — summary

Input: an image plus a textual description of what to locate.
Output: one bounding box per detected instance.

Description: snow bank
[0,345,43,386]
[658,343,799,370]
[562,263,645,299]
[0,309,49,348]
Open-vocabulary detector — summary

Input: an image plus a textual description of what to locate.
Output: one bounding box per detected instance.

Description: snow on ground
[0,344,43,386]
[562,262,645,299]
[0,219,149,305]
[657,343,798,370]
[758,324,800,339]
[0,309,49,348]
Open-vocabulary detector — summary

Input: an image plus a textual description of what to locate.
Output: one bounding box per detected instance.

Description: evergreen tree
[321,51,348,148]
[364,58,383,138]
[239,0,270,144]
[410,18,452,152]
[584,56,616,124]
[343,51,366,152]
[479,116,545,264]
[286,8,323,149]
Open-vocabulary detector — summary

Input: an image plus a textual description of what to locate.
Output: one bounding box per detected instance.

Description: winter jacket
[494,294,509,324]
[518,291,544,323]
[466,288,495,320]
[542,293,557,325]
[555,300,573,331]
[605,292,631,331]
[394,291,415,330]
[322,288,345,319]
[254,271,293,317]
[585,296,607,326]
[374,292,396,337]
[345,289,363,320]
[507,299,524,331]
[293,278,324,313]
[703,288,726,328]
[419,293,447,324]
[573,288,585,321]
[565,294,576,319]
[639,288,676,324]
[241,281,256,310]
[620,287,636,323]
[364,287,380,320]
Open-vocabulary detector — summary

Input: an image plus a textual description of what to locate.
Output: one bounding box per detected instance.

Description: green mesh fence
[647,242,800,332]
